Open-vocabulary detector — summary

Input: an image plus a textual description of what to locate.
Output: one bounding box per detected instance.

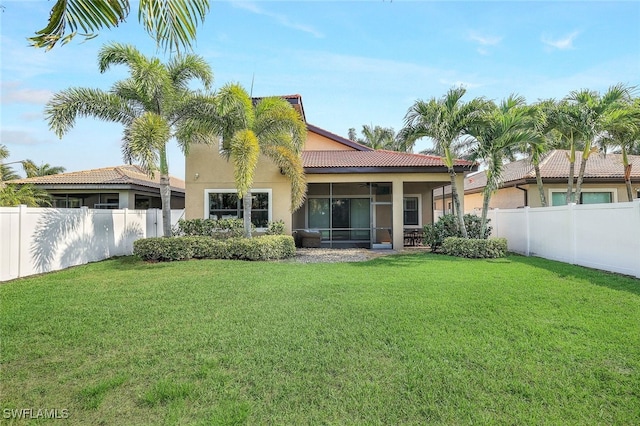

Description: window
[52,195,83,208]
[205,189,271,228]
[550,189,616,206]
[308,197,371,241]
[403,197,419,226]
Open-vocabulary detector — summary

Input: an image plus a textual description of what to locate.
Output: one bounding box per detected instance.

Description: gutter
[515,185,528,207]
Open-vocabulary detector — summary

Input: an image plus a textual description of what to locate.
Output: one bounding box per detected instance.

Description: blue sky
[1,0,639,179]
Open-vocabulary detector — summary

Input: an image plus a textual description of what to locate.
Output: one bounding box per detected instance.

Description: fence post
[568,203,577,265]
[524,206,530,257]
[635,199,640,279]
[18,204,27,279]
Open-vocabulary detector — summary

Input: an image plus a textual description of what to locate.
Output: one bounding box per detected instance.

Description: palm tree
[546,100,585,204]
[29,0,210,53]
[600,98,640,201]
[22,160,66,178]
[468,95,538,235]
[349,125,396,150]
[45,42,217,236]
[214,83,307,238]
[566,84,635,204]
[0,184,52,207]
[523,99,562,207]
[0,145,20,182]
[403,87,490,238]
[0,145,51,206]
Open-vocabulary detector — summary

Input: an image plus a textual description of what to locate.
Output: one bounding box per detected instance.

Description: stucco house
[185,94,477,249]
[434,150,640,214]
[10,165,185,209]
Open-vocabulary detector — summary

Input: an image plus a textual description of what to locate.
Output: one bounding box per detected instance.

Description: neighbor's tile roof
[465,150,640,191]
[302,150,474,169]
[11,165,185,191]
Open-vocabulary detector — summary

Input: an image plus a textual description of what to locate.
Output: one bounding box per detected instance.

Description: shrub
[441,237,507,259]
[133,238,194,262]
[133,235,295,262]
[174,218,250,238]
[423,213,492,252]
[265,220,286,235]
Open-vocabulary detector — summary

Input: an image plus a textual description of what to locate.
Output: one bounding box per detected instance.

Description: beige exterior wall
[186,143,294,231]
[464,181,634,212]
[304,131,356,151]
[465,186,527,214]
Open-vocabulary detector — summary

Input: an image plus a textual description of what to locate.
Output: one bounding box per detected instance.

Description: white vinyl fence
[486,200,640,278]
[0,206,184,281]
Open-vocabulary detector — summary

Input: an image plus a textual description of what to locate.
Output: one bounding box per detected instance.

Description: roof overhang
[305,165,477,174]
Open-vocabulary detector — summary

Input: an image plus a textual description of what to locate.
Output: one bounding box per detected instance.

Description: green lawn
[1,253,639,425]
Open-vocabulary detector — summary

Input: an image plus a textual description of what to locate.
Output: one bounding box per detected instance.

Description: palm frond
[126,112,170,174]
[168,54,213,90]
[28,0,129,50]
[263,146,307,210]
[230,130,260,199]
[45,88,136,138]
[138,0,210,54]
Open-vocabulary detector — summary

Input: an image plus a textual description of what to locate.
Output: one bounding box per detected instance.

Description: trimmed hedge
[132,238,194,262]
[173,218,248,238]
[441,237,508,259]
[423,214,491,252]
[133,235,296,262]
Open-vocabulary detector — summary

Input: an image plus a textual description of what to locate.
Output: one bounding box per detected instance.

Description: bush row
[173,218,286,237]
[423,213,492,252]
[441,237,508,259]
[133,235,296,262]
[173,218,248,238]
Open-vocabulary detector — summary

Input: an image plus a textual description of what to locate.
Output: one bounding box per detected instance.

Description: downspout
[515,185,528,207]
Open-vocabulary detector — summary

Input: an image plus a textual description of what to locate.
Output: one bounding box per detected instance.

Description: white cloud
[231,1,324,38]
[467,31,502,55]
[541,31,580,50]
[1,129,51,146]
[1,82,52,105]
[21,111,45,121]
[468,31,502,46]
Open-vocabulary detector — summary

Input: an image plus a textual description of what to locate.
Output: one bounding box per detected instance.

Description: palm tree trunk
[534,163,547,207]
[449,169,468,238]
[243,191,252,238]
[159,173,172,237]
[158,147,172,237]
[574,156,588,205]
[480,190,491,238]
[623,148,634,201]
[566,161,575,204]
[624,165,634,201]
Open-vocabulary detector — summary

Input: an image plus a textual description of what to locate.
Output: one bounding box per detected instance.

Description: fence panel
[572,202,640,277]
[528,206,573,263]
[490,200,640,278]
[0,207,184,281]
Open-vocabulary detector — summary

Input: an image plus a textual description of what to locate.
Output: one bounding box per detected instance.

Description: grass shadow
[507,253,640,296]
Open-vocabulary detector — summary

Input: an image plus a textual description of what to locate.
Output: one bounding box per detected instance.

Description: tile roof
[465,149,640,191]
[11,165,185,192]
[303,150,475,169]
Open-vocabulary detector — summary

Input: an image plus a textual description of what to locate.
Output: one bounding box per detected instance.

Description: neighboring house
[10,165,185,209]
[434,150,640,214]
[185,94,477,249]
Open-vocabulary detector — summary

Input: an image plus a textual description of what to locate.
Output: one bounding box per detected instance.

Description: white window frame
[548,188,618,206]
[403,194,422,229]
[204,188,273,230]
